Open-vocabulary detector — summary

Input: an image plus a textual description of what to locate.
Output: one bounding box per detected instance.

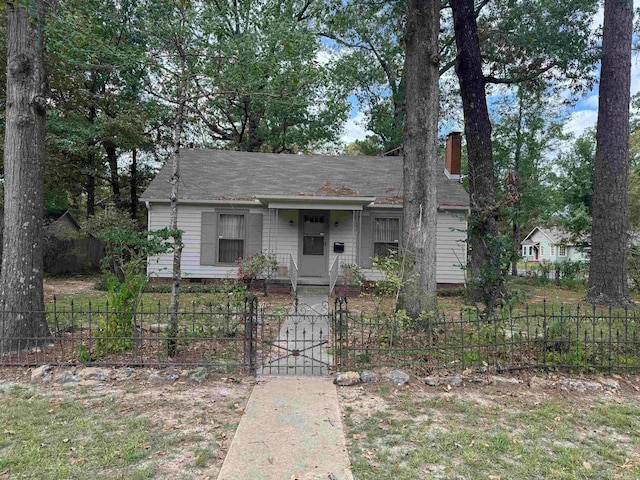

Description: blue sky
[339,3,640,145]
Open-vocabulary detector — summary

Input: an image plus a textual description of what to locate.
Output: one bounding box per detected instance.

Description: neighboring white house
[521,227,589,263]
[141,133,470,291]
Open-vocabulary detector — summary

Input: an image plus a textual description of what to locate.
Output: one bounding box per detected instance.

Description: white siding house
[141,133,470,291]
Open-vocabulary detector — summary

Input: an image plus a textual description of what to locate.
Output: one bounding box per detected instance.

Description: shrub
[237,253,277,293]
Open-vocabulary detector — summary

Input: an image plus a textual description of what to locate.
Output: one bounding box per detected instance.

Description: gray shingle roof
[141,149,469,207]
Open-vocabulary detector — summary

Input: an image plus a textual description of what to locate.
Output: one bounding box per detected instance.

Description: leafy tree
[195,0,350,153]
[550,132,595,237]
[1,0,51,352]
[586,0,633,306]
[493,83,564,274]
[400,0,440,320]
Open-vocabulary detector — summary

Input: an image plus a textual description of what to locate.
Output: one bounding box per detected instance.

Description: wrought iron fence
[2,297,639,375]
[333,299,640,375]
[0,297,262,369]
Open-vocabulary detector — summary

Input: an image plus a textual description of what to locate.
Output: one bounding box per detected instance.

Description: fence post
[244,295,257,374]
[333,296,347,371]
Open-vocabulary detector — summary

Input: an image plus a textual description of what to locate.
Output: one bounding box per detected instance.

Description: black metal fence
[332,299,640,374]
[1,297,639,375]
[0,297,265,370]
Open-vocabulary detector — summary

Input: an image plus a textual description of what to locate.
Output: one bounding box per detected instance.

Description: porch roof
[141,149,470,208]
[255,194,376,210]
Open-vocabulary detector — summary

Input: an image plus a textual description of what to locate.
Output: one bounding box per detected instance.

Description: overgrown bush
[93,227,177,355]
[237,253,277,293]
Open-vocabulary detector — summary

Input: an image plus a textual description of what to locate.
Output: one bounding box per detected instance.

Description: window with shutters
[373,217,400,257]
[218,213,245,263]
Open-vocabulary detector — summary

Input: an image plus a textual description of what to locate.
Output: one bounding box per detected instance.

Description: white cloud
[340,111,370,144]
[582,94,599,109]
[564,109,598,137]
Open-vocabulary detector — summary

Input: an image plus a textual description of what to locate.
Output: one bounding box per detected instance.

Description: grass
[343,390,640,480]
[0,385,170,479]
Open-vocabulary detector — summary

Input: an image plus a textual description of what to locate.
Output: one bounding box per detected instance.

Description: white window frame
[551,245,556,256]
[559,245,567,257]
[540,245,544,257]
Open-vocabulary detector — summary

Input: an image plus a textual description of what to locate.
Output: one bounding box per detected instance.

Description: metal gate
[245,296,337,375]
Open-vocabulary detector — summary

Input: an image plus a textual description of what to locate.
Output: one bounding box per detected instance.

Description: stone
[585,381,603,391]
[528,376,552,390]
[188,367,209,384]
[425,376,441,386]
[31,364,52,383]
[560,379,585,391]
[492,376,520,386]
[334,371,361,386]
[385,370,410,385]
[77,367,109,382]
[115,368,135,381]
[443,377,463,387]
[148,370,180,383]
[600,378,620,391]
[359,370,378,384]
[56,372,80,384]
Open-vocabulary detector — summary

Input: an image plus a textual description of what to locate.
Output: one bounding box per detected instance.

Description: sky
[340,3,640,146]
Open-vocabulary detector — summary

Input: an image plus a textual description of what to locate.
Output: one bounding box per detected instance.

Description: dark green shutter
[246,213,263,256]
[200,212,217,265]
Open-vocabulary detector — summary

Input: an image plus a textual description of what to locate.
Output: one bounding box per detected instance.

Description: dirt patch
[44,277,102,302]
[0,366,254,479]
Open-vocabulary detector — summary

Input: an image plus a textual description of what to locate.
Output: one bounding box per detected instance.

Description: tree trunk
[586,0,633,306]
[86,152,96,218]
[0,0,50,352]
[167,81,186,357]
[400,0,440,321]
[130,148,138,220]
[103,139,122,208]
[451,0,503,318]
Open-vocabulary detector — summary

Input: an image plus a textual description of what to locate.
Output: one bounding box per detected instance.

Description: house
[521,227,589,263]
[140,132,470,291]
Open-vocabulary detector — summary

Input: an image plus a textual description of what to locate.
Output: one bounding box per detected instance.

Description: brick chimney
[445,131,462,180]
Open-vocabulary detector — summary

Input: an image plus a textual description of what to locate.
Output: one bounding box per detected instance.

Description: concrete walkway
[217,293,353,479]
[216,376,353,480]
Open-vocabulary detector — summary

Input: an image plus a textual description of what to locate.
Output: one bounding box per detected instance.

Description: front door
[299,212,328,276]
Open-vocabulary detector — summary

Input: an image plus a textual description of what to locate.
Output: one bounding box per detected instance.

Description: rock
[56,372,80,384]
[584,381,603,391]
[600,378,620,391]
[360,370,378,384]
[145,323,169,333]
[528,376,552,390]
[425,376,440,386]
[77,367,109,382]
[187,367,209,384]
[492,376,520,386]
[334,371,361,386]
[115,368,135,381]
[425,376,463,387]
[148,370,180,383]
[560,379,585,391]
[31,364,52,383]
[443,377,463,387]
[385,370,410,385]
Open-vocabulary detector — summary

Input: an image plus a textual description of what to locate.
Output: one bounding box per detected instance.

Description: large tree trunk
[103,139,122,207]
[451,0,503,318]
[130,148,138,220]
[0,1,50,352]
[400,0,440,321]
[586,0,633,306]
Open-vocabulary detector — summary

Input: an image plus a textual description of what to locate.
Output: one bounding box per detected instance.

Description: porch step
[296,285,330,296]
